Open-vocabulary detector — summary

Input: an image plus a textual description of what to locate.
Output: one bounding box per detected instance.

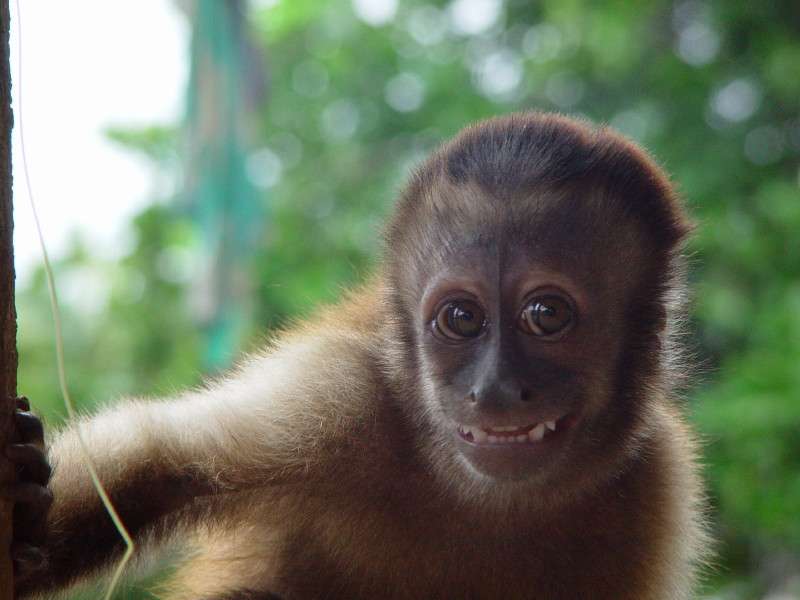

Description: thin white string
[12,2,134,598]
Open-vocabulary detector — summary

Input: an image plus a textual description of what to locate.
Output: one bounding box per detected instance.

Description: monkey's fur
[20,113,709,599]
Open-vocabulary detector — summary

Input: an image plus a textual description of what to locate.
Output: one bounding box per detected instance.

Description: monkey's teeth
[457,425,488,443]
[458,420,561,444]
[528,424,546,442]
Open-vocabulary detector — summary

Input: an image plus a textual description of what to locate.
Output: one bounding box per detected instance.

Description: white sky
[9,1,189,283]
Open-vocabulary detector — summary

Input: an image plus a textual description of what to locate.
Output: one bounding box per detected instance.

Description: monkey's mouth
[455,414,576,446]
[452,413,581,479]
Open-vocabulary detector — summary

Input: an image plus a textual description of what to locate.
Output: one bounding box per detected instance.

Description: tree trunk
[0,0,18,597]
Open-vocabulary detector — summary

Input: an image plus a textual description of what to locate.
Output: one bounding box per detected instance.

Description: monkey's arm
[18,323,380,597]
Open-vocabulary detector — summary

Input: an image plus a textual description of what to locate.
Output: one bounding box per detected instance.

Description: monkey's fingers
[14,410,44,448]
[0,481,53,508]
[6,443,52,486]
[0,482,53,546]
[10,543,48,584]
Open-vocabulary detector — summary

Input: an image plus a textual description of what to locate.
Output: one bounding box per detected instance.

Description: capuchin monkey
[4,112,709,599]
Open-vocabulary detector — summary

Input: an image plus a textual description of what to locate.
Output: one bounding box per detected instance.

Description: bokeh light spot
[321,99,361,140]
[545,72,585,109]
[351,0,398,27]
[522,23,562,62]
[710,78,762,124]
[744,126,786,166]
[247,147,283,189]
[407,6,447,46]
[448,0,502,36]
[385,72,426,112]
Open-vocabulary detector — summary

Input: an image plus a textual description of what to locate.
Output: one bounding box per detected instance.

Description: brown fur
[21,113,709,600]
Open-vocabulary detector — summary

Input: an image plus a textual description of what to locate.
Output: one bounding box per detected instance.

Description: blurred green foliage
[15,0,800,598]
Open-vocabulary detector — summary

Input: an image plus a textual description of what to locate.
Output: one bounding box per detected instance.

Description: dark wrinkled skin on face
[413,202,643,482]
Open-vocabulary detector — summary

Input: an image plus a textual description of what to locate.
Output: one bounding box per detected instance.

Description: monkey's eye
[519,295,574,337]
[434,300,487,341]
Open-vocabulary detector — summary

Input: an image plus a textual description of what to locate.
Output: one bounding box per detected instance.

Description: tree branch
[0,0,19,597]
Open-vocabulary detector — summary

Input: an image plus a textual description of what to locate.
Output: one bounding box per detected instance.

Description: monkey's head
[384,113,692,505]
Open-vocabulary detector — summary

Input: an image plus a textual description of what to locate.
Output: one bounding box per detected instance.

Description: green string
[14,2,134,598]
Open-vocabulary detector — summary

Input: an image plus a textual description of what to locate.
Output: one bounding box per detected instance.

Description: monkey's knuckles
[6,443,52,487]
[2,399,53,564]
[10,542,49,584]
[13,402,46,449]
[6,402,51,488]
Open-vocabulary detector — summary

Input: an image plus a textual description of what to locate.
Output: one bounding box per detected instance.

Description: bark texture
[0,0,18,597]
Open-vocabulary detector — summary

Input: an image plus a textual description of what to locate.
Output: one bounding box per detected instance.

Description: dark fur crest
[386,112,693,256]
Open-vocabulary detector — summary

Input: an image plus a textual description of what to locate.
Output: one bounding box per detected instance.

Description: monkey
[3,112,709,599]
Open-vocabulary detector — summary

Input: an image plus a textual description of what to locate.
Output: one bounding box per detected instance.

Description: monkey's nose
[470,380,533,408]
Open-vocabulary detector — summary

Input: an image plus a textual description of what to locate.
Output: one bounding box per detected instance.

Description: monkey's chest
[269,499,653,600]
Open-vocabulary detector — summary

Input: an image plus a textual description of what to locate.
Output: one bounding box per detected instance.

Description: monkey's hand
[1,396,53,586]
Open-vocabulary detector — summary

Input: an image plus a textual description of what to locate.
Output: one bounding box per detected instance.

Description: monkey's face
[386,114,687,500]
[418,261,601,484]
[408,201,660,492]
